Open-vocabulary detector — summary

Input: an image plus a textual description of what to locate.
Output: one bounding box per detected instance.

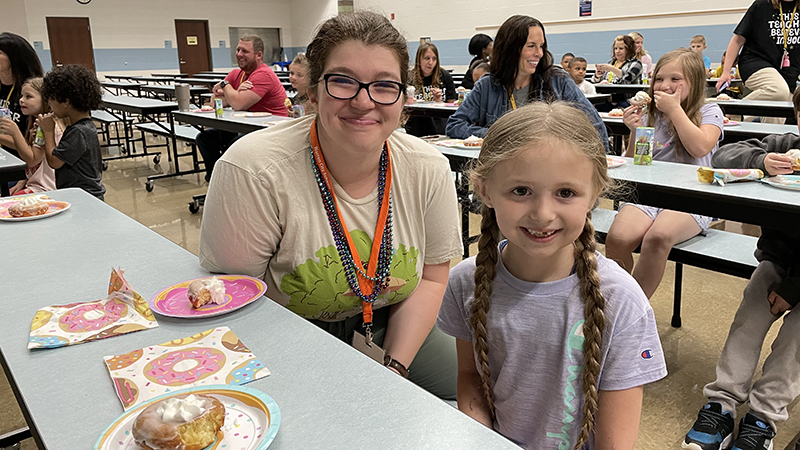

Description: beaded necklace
[309,119,394,337]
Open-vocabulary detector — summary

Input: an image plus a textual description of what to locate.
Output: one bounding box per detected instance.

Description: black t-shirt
[0,82,27,157]
[735,0,800,91]
[52,118,105,200]
[461,56,482,90]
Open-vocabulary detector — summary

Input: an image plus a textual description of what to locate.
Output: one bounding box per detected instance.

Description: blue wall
[33,23,738,74]
[411,23,738,69]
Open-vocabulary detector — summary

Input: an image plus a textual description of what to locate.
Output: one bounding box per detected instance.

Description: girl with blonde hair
[437,102,666,449]
[606,48,725,299]
[628,32,652,76]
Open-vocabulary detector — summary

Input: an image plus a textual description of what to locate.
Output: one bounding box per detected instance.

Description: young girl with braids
[437,102,667,450]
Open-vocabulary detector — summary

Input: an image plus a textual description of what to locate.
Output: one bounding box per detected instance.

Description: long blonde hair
[628,32,648,59]
[646,48,707,162]
[412,42,442,92]
[21,77,50,144]
[469,102,610,450]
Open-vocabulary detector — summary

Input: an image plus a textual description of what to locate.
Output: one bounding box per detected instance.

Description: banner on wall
[580,0,592,16]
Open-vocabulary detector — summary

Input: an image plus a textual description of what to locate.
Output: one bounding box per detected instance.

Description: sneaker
[731,412,775,450]
[683,402,735,450]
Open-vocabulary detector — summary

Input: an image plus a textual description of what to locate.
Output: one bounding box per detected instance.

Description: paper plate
[231,112,272,117]
[598,112,624,119]
[455,143,482,150]
[761,175,800,191]
[149,275,267,318]
[434,139,464,148]
[94,385,280,450]
[607,156,626,168]
[723,120,740,126]
[192,108,215,113]
[0,198,71,222]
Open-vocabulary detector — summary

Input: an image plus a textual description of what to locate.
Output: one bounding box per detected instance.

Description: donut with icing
[30,310,53,331]
[132,394,225,450]
[161,329,215,347]
[58,299,128,333]
[608,108,624,117]
[144,348,226,386]
[787,149,800,171]
[28,335,69,348]
[630,91,651,108]
[225,358,265,384]
[113,377,139,409]
[187,277,226,308]
[106,349,145,371]
[8,196,49,217]
[221,329,250,352]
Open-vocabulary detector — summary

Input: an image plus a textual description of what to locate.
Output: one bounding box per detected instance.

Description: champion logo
[641,349,654,359]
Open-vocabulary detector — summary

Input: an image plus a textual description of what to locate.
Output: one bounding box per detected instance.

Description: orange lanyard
[238,70,246,86]
[309,119,393,325]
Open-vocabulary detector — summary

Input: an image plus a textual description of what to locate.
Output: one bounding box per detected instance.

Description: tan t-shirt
[199,115,462,321]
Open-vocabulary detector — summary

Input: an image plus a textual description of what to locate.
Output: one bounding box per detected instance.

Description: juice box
[633,126,655,165]
[214,98,223,119]
[292,104,305,118]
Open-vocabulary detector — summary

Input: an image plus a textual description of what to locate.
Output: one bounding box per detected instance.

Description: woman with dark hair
[405,42,456,136]
[446,15,609,152]
[200,11,462,398]
[0,32,44,158]
[594,35,643,84]
[461,33,493,89]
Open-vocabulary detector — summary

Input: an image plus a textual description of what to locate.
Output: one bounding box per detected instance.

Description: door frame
[174,19,213,72]
[46,16,96,71]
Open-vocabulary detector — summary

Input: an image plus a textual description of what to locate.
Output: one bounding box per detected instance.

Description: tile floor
[1,132,798,450]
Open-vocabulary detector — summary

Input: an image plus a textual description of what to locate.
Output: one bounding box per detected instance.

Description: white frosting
[17,195,47,207]
[632,91,650,104]
[155,394,208,423]
[464,135,482,144]
[204,276,226,304]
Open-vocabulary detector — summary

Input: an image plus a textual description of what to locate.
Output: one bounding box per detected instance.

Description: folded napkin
[104,326,270,410]
[697,167,764,186]
[28,268,157,349]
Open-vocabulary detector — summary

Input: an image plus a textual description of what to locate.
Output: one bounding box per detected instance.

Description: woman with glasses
[445,15,609,153]
[199,11,463,399]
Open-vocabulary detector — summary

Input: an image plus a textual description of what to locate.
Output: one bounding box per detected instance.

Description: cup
[175,83,190,112]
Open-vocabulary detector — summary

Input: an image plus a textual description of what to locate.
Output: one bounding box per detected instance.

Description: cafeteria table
[150,72,188,78]
[405,94,611,119]
[192,73,226,80]
[100,94,177,167]
[127,76,174,85]
[175,77,220,88]
[436,144,800,234]
[0,148,26,196]
[198,70,231,76]
[100,81,142,97]
[594,83,648,97]
[0,187,519,450]
[140,84,208,104]
[713,99,795,120]
[103,74,134,82]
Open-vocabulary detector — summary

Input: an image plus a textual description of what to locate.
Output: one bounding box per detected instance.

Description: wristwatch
[218,80,229,90]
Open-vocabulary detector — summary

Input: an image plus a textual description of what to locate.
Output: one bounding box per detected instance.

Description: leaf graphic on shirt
[279,229,420,320]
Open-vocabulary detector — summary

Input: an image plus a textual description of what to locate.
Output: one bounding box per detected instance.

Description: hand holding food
[630,91,651,108]
[763,153,795,176]
[622,105,643,130]
[37,113,55,133]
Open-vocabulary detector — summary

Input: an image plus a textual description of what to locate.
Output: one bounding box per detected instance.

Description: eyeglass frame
[321,73,405,105]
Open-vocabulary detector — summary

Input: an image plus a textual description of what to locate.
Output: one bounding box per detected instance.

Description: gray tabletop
[0,188,517,450]
[127,76,174,84]
[101,93,178,115]
[150,72,188,78]
[175,77,220,88]
[192,73,227,80]
[434,145,800,231]
[712,99,795,119]
[173,110,293,134]
[0,147,26,196]
[140,85,208,96]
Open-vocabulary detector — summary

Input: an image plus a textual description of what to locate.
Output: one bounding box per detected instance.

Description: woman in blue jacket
[445,15,609,153]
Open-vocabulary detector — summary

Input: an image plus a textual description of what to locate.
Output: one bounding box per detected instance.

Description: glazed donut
[133,394,225,450]
[144,348,226,386]
[58,299,128,333]
[8,196,49,217]
[786,149,800,171]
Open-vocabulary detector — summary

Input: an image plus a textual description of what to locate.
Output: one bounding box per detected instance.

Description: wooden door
[175,20,211,76]
[46,17,95,71]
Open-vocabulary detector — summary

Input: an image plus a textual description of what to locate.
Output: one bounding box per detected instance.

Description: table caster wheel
[153,154,161,164]
[189,201,200,214]
[102,161,109,171]
[145,180,154,192]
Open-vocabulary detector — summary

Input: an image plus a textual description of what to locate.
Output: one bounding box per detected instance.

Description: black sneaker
[683,402,735,450]
[732,412,775,450]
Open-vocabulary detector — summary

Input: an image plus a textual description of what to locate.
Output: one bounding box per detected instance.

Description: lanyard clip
[364,324,373,346]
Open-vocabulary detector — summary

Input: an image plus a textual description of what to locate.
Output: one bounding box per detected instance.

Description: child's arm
[456,338,493,428]
[39,114,65,169]
[711,134,796,175]
[622,105,643,157]
[593,386,644,450]
[654,85,719,158]
[0,118,38,166]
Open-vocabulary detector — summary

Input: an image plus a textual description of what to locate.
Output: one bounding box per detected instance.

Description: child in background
[605,48,724,299]
[561,52,575,70]
[471,62,490,84]
[568,57,596,95]
[629,32,652,77]
[713,51,742,99]
[0,77,61,195]
[690,35,713,77]
[681,88,800,450]
[437,102,666,450]
[40,64,105,200]
[285,53,314,115]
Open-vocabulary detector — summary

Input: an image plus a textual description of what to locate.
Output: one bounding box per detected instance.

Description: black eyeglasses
[322,73,405,105]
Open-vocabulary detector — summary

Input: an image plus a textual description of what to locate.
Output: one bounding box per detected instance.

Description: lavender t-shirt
[644,102,724,166]
[437,242,667,450]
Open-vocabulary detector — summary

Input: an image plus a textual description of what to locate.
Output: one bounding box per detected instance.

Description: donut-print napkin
[103,326,270,410]
[28,268,158,349]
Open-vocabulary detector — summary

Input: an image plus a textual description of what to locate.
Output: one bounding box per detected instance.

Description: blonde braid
[573,214,607,450]
[470,205,500,421]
